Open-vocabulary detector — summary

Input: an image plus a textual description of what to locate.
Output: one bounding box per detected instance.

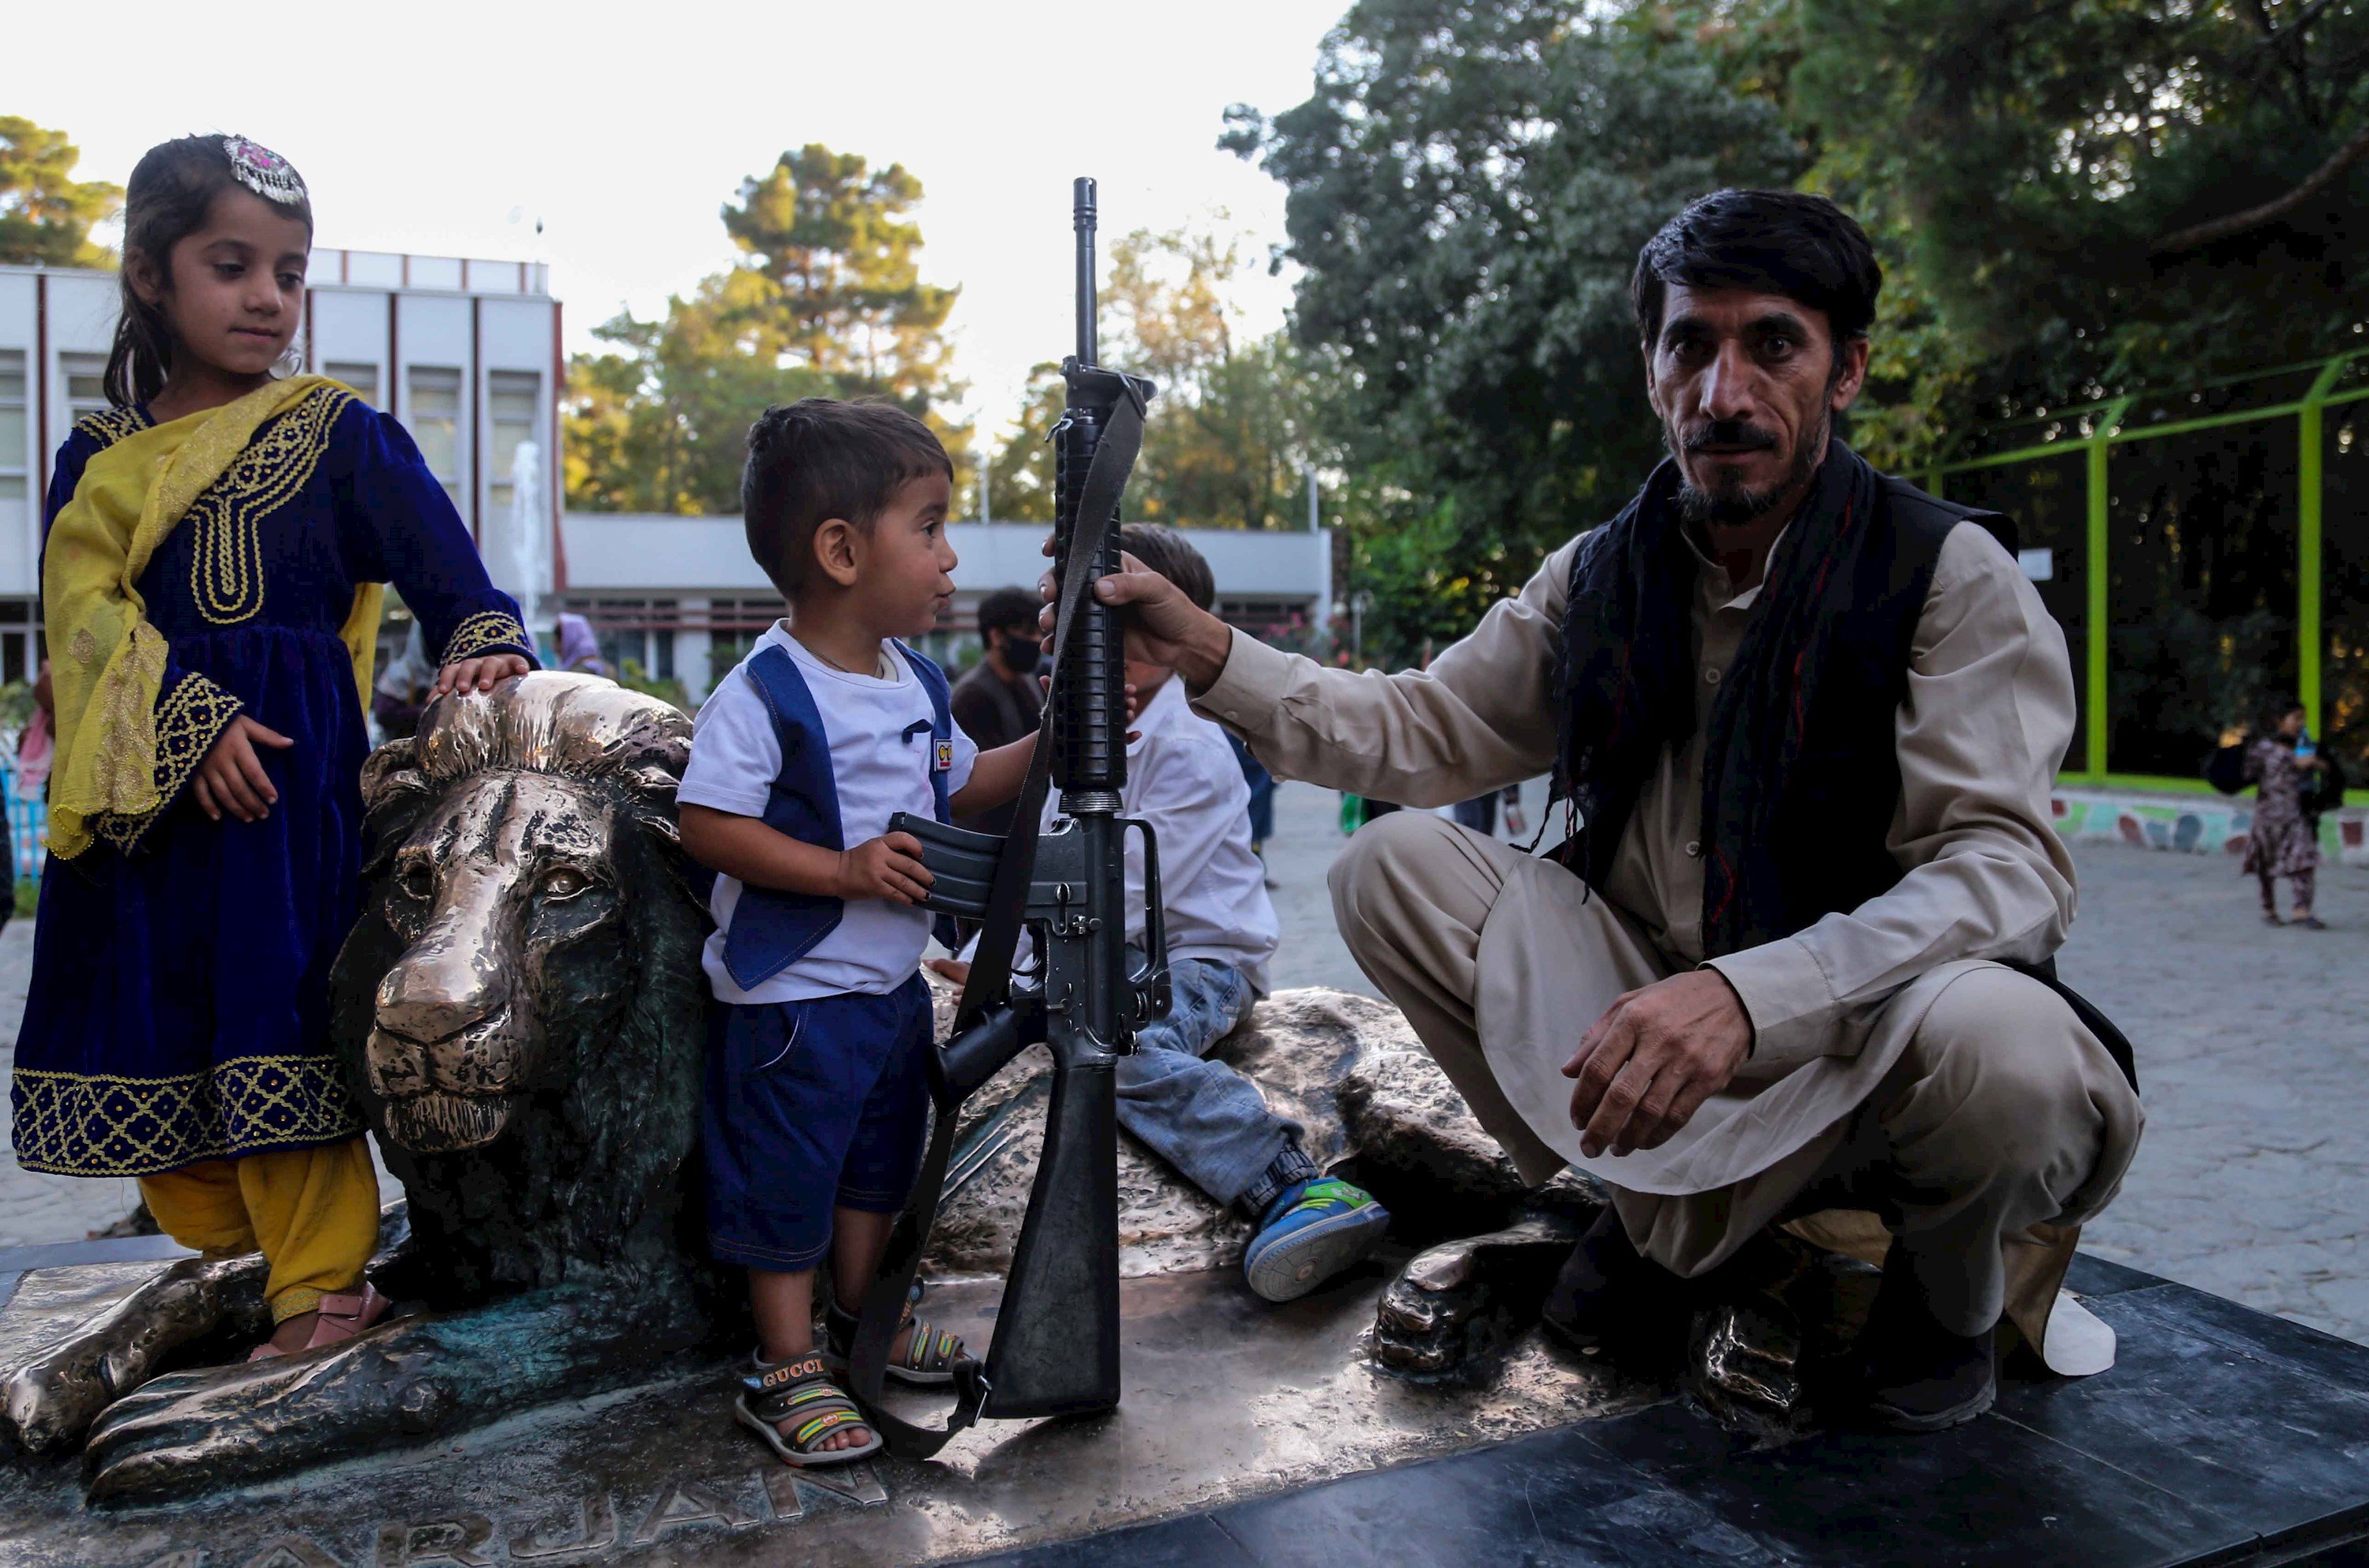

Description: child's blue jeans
[1117,957,1312,1214]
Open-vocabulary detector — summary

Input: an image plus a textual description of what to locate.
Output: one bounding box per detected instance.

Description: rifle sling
[846,386,1147,1459]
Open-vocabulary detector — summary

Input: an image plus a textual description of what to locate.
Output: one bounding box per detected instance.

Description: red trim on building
[387,293,399,420]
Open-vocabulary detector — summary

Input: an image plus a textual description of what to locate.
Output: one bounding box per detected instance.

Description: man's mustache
[1683,420,1781,453]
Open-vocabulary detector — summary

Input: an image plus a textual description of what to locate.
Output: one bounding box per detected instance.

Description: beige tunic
[1192,520,2085,1194]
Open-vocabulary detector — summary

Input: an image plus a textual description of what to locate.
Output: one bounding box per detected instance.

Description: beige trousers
[1329,812,2142,1341]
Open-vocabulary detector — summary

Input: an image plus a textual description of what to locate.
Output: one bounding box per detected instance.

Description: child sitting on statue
[941,525,1392,1303]
[676,400,1034,1469]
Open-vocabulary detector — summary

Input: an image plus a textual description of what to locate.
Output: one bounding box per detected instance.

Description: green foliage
[614,659,689,713]
[566,144,967,515]
[1226,0,1806,662]
[981,226,1327,534]
[0,117,118,268]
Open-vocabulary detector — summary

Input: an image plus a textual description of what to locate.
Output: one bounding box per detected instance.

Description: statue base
[2,1244,2363,1566]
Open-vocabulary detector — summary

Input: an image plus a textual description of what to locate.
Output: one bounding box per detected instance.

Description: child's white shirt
[678,623,978,1003]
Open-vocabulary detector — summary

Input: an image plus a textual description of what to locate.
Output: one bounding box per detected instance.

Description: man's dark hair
[1630,190,1881,360]
[1117,523,1215,613]
[740,398,952,598]
[977,587,1038,639]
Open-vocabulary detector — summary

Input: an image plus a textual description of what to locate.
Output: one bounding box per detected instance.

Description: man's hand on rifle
[1040,544,1233,695]
[1563,970,1755,1158]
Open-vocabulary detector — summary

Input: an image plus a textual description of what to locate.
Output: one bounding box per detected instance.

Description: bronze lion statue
[3,674,727,1501]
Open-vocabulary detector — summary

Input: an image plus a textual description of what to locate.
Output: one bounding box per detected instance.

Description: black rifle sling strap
[846,385,1146,1459]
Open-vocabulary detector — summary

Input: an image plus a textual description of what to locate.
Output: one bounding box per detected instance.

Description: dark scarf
[1556,439,1905,958]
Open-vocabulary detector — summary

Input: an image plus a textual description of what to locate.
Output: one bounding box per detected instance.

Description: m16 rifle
[847,177,1169,1455]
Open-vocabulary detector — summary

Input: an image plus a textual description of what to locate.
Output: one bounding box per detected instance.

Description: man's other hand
[1563,970,1754,1158]
[1038,546,1233,693]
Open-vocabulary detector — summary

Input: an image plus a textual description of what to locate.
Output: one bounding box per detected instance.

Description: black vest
[1556,451,2135,1086]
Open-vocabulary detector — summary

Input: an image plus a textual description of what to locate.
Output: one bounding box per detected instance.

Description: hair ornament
[221,136,306,206]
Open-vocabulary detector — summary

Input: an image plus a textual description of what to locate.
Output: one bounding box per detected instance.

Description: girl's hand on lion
[837,832,933,906]
[195,716,294,823]
[434,654,531,698]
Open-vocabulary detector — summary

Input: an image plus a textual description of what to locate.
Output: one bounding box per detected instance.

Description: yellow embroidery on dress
[441,610,529,664]
[91,672,243,852]
[73,406,155,450]
[8,1054,362,1177]
[186,387,355,625]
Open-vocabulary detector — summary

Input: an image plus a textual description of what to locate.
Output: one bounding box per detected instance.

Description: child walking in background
[942,526,1392,1304]
[676,400,1036,1468]
[11,135,533,1358]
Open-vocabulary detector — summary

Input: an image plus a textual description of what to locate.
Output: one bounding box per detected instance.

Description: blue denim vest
[719,641,956,991]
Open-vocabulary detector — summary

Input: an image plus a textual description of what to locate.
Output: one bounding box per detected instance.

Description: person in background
[2243,699,2327,929]
[949,587,1045,835]
[370,621,434,741]
[1229,730,1277,880]
[556,612,611,678]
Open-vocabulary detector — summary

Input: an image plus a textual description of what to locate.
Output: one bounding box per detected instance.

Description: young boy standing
[945,526,1392,1304]
[677,400,1033,1469]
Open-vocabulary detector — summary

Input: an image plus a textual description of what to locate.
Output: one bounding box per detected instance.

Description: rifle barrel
[1073,176,1098,367]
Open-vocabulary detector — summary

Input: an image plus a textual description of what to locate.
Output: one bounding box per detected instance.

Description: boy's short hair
[740,399,952,597]
[1116,524,1215,613]
[977,587,1039,639]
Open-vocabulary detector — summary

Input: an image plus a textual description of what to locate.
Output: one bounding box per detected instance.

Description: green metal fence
[1927,350,2369,802]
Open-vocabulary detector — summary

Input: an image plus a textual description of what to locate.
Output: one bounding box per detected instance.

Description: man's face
[1643,284,1869,528]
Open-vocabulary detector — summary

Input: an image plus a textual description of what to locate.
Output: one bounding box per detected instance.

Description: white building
[0,251,1332,701]
[555,516,1335,702]
[0,250,562,681]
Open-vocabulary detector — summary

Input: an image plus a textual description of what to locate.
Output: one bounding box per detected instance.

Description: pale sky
[5,0,1345,442]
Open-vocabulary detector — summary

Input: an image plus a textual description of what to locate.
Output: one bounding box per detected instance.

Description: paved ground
[5,778,2363,1345]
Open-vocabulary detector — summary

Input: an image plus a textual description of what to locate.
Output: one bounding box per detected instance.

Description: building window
[407,366,463,507]
[325,361,379,405]
[486,371,540,514]
[0,350,26,517]
[62,354,108,426]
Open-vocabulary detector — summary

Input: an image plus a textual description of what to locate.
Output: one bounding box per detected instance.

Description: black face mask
[997,633,1042,675]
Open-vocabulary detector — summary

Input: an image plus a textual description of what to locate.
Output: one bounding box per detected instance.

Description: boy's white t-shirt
[678,624,978,1003]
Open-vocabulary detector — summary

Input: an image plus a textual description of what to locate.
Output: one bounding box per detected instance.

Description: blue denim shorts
[702,973,933,1271]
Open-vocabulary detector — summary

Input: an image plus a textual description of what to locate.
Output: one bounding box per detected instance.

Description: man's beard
[1672,415,1826,528]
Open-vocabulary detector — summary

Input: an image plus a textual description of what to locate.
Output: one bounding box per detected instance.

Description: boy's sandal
[825,1297,973,1388]
[246,1282,394,1362]
[735,1353,882,1469]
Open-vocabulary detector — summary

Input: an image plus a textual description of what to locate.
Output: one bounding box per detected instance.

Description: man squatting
[1091,189,2144,1430]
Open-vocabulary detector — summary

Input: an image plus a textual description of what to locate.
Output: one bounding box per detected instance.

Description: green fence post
[2299,356,2346,742]
[2086,404,2127,780]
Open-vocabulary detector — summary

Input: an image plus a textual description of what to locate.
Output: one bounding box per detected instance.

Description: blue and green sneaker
[1243,1178,1392,1303]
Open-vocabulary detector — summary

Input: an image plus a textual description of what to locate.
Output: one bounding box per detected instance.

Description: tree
[1226,0,1805,662]
[0,117,119,267]
[566,144,966,514]
[978,226,1327,534]
[720,145,960,400]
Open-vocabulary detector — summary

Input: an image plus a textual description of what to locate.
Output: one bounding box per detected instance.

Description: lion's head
[344,673,693,1154]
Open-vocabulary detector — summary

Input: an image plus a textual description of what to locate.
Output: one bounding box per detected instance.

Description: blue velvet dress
[10,387,534,1178]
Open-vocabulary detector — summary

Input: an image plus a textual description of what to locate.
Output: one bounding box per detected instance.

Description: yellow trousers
[138,1138,380,1322]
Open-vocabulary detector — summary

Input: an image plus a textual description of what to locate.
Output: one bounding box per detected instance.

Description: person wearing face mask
[949,587,1045,835]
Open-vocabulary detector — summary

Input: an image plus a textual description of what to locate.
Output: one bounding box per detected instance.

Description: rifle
[848,177,1169,1454]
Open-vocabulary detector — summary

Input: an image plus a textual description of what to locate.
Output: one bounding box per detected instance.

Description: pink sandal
[247,1282,393,1361]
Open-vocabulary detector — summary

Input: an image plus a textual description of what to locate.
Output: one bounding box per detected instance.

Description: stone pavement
[3,778,2361,1345]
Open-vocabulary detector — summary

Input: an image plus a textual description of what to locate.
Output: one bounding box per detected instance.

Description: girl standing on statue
[10,135,534,1357]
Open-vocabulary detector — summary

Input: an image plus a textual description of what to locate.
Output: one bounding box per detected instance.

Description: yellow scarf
[45,377,383,860]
